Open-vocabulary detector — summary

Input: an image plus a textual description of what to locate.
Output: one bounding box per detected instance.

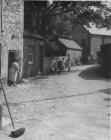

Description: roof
[23,31,44,40]
[101,43,111,48]
[84,24,111,36]
[45,41,66,57]
[59,38,82,50]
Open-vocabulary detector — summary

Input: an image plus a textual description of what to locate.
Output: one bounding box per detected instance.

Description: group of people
[52,55,71,73]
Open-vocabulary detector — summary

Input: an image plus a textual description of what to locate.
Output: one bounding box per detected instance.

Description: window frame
[28,45,35,65]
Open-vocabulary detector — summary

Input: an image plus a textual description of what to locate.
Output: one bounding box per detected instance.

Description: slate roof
[24,31,44,39]
[59,38,82,50]
[84,24,111,36]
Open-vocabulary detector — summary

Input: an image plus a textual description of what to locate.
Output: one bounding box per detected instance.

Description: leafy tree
[24,1,111,37]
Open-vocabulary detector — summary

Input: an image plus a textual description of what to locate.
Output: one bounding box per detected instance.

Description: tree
[24,1,111,37]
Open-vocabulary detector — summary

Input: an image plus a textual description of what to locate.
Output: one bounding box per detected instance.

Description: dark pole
[0,80,15,129]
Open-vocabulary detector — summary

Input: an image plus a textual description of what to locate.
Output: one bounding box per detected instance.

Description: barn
[72,24,111,64]
[58,38,82,64]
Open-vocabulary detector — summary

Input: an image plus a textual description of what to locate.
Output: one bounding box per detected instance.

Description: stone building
[0,0,45,80]
[72,24,111,63]
[1,0,24,81]
[0,1,2,75]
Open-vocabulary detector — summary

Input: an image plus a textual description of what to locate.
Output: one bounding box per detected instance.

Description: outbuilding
[58,38,82,65]
[23,31,44,77]
[72,24,111,63]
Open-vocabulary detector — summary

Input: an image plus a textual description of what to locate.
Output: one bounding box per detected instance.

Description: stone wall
[0,1,1,42]
[1,0,24,79]
[0,1,2,76]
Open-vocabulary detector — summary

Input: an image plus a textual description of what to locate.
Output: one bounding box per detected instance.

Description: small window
[28,45,35,64]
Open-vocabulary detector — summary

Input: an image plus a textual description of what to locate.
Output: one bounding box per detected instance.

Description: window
[28,45,35,64]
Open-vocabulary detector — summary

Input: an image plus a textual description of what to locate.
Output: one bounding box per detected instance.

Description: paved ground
[0,65,110,140]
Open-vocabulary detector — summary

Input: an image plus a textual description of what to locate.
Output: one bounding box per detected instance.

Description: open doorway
[8,50,16,83]
[39,46,43,73]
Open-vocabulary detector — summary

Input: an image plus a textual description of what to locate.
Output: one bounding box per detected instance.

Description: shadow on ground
[79,65,109,81]
[99,88,111,103]
[104,98,111,101]
[5,87,110,110]
[43,69,81,77]
[7,90,103,106]
[20,70,79,84]
[99,88,111,95]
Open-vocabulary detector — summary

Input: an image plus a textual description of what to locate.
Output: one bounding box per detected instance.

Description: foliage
[24,1,111,37]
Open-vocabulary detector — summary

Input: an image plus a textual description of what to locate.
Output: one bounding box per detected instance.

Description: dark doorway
[39,46,43,73]
[8,50,16,81]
